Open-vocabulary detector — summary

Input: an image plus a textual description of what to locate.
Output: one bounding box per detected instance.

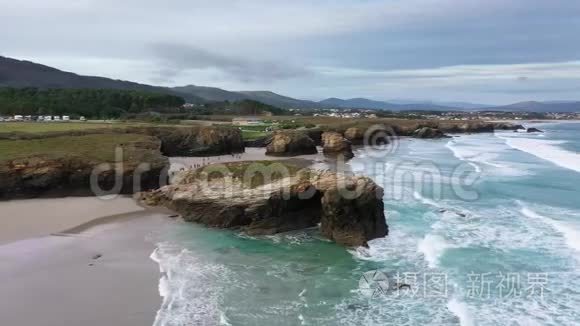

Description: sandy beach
[0,196,173,326]
[0,148,335,326]
[0,196,148,245]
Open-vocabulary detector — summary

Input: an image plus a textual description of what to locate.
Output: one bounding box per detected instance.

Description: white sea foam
[520,205,580,253]
[151,243,227,326]
[445,138,526,176]
[413,191,441,208]
[447,298,475,326]
[446,140,481,173]
[418,234,452,268]
[500,135,580,173]
[150,248,170,325]
[219,312,232,325]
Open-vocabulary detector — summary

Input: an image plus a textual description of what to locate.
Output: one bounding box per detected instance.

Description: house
[232,116,263,126]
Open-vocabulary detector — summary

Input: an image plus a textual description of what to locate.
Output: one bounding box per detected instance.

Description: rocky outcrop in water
[412,127,449,139]
[321,131,354,159]
[265,131,318,156]
[138,166,388,247]
[527,127,543,133]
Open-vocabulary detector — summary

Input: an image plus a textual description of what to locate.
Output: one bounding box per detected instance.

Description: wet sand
[0,197,173,326]
[0,196,146,245]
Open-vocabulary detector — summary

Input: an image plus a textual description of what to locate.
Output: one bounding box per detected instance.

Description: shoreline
[0,196,147,245]
[0,197,176,326]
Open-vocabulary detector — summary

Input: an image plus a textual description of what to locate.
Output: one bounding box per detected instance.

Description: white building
[232,116,263,126]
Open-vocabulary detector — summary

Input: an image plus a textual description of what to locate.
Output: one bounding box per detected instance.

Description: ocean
[150,122,580,326]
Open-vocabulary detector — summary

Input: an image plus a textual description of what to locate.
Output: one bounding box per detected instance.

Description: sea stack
[138,164,388,247]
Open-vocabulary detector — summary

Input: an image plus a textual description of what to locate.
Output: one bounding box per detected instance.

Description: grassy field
[242,130,269,141]
[0,122,122,133]
[184,161,304,188]
[0,134,149,161]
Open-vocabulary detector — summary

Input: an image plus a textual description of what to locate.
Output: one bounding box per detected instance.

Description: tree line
[0,87,185,118]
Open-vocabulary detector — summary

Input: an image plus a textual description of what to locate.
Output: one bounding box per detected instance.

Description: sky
[2,0,580,105]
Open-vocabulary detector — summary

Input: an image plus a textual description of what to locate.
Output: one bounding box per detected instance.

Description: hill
[170,86,320,108]
[0,56,203,103]
[238,91,319,109]
[318,97,459,111]
[2,55,579,113]
[482,101,580,113]
[172,85,247,102]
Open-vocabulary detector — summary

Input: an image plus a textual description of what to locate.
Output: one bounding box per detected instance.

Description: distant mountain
[172,85,246,102]
[319,97,388,110]
[318,97,459,111]
[2,55,579,113]
[0,56,204,102]
[238,91,319,109]
[170,86,320,109]
[387,99,490,110]
[482,101,580,113]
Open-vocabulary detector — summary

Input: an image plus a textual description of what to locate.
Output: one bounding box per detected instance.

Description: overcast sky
[2,0,580,104]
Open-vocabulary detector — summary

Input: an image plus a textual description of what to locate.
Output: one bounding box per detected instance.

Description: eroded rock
[412,127,449,139]
[265,131,318,156]
[344,127,365,145]
[0,136,168,199]
[138,167,388,247]
[321,131,354,159]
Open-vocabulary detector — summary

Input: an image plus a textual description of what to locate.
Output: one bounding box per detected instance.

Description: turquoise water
[151,122,580,326]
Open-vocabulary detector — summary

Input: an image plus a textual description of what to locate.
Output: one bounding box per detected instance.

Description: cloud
[149,43,310,83]
[2,0,580,103]
[315,61,580,83]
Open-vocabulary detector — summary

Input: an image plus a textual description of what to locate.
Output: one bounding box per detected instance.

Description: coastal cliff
[125,125,244,156]
[0,125,244,199]
[138,162,388,247]
[0,134,168,199]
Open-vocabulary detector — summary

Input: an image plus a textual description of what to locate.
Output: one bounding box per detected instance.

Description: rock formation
[138,165,388,247]
[0,136,168,199]
[126,126,244,156]
[0,125,245,157]
[527,127,543,133]
[244,135,272,148]
[412,127,449,139]
[344,127,365,145]
[265,131,318,156]
[321,131,355,159]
